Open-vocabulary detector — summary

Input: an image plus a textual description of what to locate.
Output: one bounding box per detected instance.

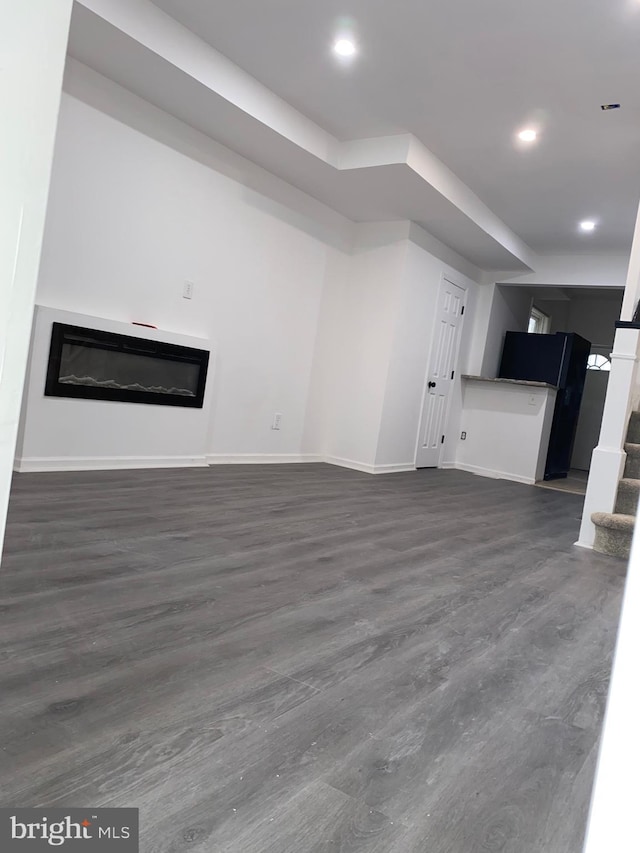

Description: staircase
[592,411,640,558]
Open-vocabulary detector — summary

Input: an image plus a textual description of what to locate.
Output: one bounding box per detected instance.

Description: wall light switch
[183,280,194,300]
[272,412,282,430]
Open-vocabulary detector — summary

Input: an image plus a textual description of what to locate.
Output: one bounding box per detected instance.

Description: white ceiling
[151,0,640,254]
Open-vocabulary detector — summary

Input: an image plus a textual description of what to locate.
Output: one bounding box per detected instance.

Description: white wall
[565,293,623,347]
[34,63,352,465]
[466,282,494,375]
[303,226,480,474]
[23,62,482,477]
[566,292,623,472]
[376,240,437,469]
[531,298,570,333]
[572,370,610,471]
[500,289,623,348]
[0,0,73,558]
[480,284,531,377]
[303,225,409,471]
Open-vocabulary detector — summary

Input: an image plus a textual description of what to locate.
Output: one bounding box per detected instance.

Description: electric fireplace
[44,323,209,408]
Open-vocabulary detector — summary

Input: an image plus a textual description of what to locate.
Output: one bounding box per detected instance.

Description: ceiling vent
[601,104,621,110]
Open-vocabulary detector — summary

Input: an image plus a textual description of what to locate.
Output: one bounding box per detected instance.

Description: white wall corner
[453,461,536,486]
[372,462,416,474]
[407,222,482,284]
[352,220,412,249]
[322,456,377,475]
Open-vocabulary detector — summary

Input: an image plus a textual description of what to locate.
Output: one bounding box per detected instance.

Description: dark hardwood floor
[0,464,626,852]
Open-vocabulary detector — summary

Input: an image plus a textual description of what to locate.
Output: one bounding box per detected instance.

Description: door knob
[428,381,436,389]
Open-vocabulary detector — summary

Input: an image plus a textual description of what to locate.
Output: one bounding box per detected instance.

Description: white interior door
[416,279,466,468]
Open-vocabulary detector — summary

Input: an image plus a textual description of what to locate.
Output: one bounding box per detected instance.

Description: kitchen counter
[462,375,557,390]
[455,376,558,485]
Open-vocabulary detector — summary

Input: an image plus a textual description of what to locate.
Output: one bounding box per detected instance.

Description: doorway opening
[495,284,623,491]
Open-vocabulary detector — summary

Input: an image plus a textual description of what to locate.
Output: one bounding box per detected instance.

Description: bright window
[528,306,550,334]
[587,353,611,371]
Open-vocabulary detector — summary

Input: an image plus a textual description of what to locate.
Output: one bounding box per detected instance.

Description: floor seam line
[262,665,322,693]
[320,778,411,829]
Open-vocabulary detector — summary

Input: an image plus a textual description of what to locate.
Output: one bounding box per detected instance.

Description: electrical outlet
[183,280,194,300]
[528,395,536,406]
[460,431,467,440]
[272,412,282,430]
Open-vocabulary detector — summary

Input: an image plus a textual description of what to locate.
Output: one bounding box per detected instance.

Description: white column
[577,195,640,549]
[582,525,640,852]
[577,328,640,548]
[620,199,640,321]
[0,0,73,557]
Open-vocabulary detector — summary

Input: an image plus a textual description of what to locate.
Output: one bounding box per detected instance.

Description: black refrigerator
[498,331,591,480]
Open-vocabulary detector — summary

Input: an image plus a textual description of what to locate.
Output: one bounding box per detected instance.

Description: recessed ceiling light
[579,220,597,232]
[517,128,537,142]
[333,38,357,57]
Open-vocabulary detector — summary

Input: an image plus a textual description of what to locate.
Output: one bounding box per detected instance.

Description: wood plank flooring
[0,464,626,852]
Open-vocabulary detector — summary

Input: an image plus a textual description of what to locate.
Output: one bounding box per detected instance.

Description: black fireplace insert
[45,323,209,408]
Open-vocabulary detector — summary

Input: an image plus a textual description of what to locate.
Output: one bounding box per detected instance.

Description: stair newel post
[578,328,640,549]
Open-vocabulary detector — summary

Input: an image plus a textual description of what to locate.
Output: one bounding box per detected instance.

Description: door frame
[414,273,469,469]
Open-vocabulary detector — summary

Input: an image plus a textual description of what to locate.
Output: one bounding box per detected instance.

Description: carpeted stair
[592,411,640,558]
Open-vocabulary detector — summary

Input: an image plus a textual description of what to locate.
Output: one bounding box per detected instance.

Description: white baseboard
[13,453,415,476]
[323,456,415,475]
[574,540,594,550]
[206,453,322,465]
[372,462,416,475]
[14,455,209,473]
[448,461,536,486]
[322,456,375,474]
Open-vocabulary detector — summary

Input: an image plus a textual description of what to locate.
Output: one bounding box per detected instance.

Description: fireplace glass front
[45,323,209,408]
